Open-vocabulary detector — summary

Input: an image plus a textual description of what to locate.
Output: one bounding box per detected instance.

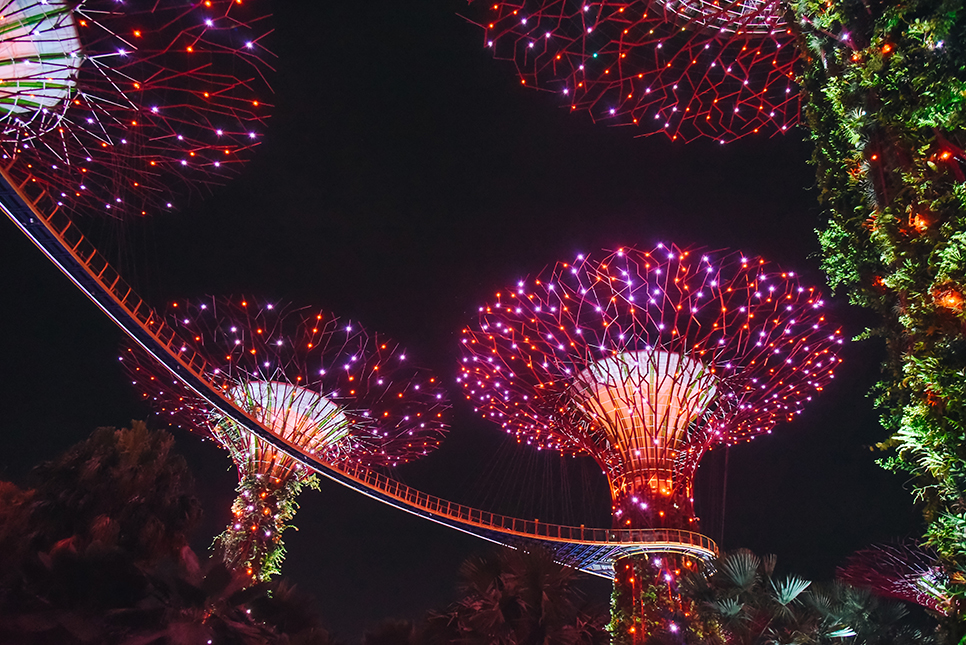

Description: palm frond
[772,575,811,606]
[762,553,778,579]
[719,549,761,590]
[709,597,744,619]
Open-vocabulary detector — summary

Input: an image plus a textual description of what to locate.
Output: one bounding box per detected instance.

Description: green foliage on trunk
[216,472,319,583]
[794,0,966,627]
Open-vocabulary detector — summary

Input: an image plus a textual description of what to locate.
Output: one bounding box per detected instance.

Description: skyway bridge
[0,166,717,579]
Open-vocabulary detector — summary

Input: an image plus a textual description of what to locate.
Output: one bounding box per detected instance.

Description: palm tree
[679,549,939,644]
[435,547,608,645]
[23,422,202,564]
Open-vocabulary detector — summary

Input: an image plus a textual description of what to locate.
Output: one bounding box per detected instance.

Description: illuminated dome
[661,0,787,35]
[214,381,351,482]
[573,350,716,504]
[0,0,80,128]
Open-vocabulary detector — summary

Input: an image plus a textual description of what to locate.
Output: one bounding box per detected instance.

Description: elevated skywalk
[0,167,717,579]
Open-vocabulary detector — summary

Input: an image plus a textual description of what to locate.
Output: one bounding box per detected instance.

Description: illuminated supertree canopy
[123,297,449,581]
[459,244,842,532]
[460,244,842,641]
[840,543,954,616]
[471,1,799,142]
[0,0,272,217]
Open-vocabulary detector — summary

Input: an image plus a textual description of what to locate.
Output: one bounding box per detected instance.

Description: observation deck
[0,167,717,579]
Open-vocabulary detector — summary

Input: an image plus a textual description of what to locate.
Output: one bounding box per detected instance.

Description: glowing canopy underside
[661,0,786,35]
[574,350,716,500]
[575,350,715,454]
[0,1,80,123]
[575,350,715,463]
[215,380,350,480]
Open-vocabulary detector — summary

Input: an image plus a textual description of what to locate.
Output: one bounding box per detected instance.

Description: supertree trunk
[610,552,707,644]
[796,0,966,631]
[217,473,317,583]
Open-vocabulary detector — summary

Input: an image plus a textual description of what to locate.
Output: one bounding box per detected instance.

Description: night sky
[0,1,923,640]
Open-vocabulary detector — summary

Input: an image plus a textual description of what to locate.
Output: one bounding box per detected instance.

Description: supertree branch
[467,0,799,142]
[839,542,954,616]
[123,296,450,580]
[0,0,273,217]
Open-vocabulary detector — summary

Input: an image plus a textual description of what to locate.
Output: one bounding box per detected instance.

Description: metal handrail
[335,458,715,551]
[1,168,718,562]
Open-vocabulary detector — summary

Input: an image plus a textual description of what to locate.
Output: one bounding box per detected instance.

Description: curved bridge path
[0,167,717,578]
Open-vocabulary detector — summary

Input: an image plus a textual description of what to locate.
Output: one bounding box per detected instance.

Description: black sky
[0,1,922,640]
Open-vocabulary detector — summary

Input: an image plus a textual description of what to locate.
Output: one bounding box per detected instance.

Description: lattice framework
[0,0,272,216]
[474,0,799,142]
[459,245,841,529]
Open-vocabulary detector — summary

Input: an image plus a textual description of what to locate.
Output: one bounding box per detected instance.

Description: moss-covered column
[609,552,707,643]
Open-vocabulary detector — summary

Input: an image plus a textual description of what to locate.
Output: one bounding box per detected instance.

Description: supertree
[840,542,954,616]
[458,244,842,641]
[0,0,271,218]
[800,0,966,627]
[469,0,799,142]
[122,297,449,581]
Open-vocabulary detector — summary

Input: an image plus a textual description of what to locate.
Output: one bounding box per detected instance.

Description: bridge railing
[337,459,717,553]
[9,173,717,558]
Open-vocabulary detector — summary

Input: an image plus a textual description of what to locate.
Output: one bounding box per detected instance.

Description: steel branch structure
[0,0,272,217]
[122,297,449,580]
[471,0,798,142]
[459,245,842,640]
[840,543,953,616]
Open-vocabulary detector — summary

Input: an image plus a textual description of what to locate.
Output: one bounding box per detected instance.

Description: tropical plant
[0,422,338,644]
[793,0,966,629]
[429,547,608,645]
[679,549,939,644]
[18,421,202,564]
